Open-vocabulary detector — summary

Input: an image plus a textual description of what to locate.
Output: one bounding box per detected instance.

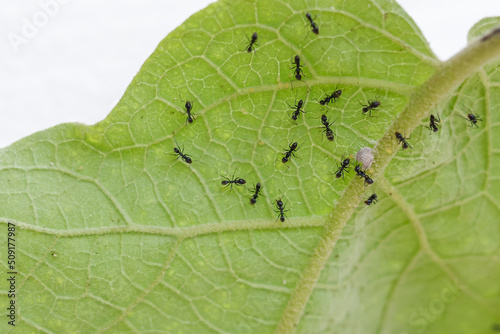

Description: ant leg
[303,80,310,92]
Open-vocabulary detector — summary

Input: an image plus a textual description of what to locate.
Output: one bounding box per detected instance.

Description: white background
[1,0,499,148]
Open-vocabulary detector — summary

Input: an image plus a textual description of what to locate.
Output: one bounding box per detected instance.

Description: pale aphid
[355,147,374,170]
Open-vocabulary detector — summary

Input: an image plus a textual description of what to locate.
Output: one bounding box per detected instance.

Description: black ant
[244,32,258,53]
[274,198,288,223]
[291,55,305,81]
[282,142,299,163]
[320,114,335,141]
[364,193,378,206]
[305,12,319,35]
[360,100,381,117]
[354,164,365,178]
[221,173,246,190]
[179,95,195,124]
[458,106,482,127]
[318,89,342,106]
[395,132,412,150]
[335,156,350,179]
[354,164,374,187]
[287,99,305,121]
[428,114,441,133]
[250,183,262,205]
[173,142,192,164]
[465,113,482,127]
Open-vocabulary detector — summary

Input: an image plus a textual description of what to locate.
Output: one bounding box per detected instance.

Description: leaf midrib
[275,25,500,334]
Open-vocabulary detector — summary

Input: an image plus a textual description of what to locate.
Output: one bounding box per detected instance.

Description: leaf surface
[1,2,499,334]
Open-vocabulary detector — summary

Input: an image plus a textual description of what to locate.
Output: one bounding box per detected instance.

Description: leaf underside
[1,1,499,333]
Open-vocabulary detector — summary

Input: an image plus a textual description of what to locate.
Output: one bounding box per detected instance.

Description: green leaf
[468,17,500,42]
[1,2,500,333]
